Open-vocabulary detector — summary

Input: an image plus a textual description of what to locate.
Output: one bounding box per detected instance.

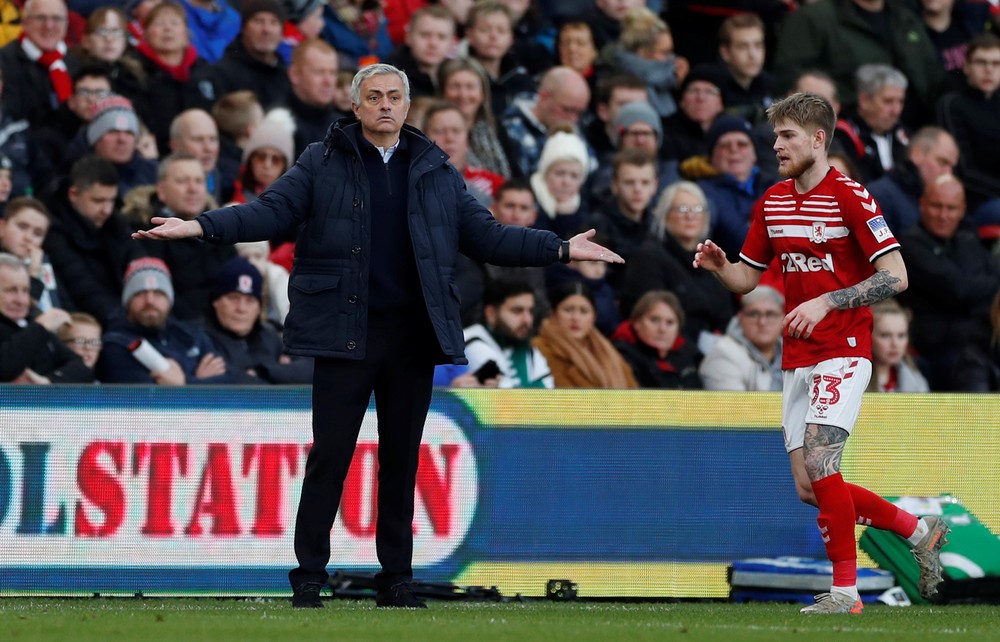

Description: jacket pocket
[286,273,343,349]
[290,273,341,293]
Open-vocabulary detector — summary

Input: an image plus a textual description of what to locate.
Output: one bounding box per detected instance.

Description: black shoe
[375,581,428,608]
[292,582,325,608]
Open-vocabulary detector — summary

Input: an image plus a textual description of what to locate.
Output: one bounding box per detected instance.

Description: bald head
[927,173,964,201]
[534,66,591,130]
[908,126,959,186]
[920,174,966,240]
[169,109,220,172]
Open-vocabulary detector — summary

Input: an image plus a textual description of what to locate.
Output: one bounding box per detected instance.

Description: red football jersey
[740,168,901,369]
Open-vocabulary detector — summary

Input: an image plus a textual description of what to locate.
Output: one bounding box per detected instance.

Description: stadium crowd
[1,0,999,391]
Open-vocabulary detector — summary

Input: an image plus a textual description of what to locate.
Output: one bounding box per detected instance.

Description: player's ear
[814,127,826,150]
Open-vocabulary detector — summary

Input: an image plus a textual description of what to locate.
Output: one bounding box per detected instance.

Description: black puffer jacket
[198,119,562,362]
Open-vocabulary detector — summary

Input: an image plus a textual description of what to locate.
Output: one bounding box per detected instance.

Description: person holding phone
[463,278,555,389]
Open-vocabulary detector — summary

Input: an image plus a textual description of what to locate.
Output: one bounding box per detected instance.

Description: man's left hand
[784,295,833,339]
[567,229,624,264]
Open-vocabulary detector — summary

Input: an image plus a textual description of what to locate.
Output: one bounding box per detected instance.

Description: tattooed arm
[785,250,908,339]
[827,250,908,309]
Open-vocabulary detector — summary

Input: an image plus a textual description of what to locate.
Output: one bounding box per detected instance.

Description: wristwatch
[560,240,571,264]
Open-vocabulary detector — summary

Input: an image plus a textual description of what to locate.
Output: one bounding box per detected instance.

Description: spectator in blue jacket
[132,64,622,610]
[320,0,393,68]
[697,114,771,260]
[180,0,241,65]
[96,256,233,384]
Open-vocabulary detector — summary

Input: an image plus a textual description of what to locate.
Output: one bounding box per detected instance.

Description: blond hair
[766,92,836,151]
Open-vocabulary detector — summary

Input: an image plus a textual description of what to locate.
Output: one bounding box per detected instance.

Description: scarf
[529,171,581,219]
[534,318,636,389]
[611,320,686,371]
[20,34,71,103]
[136,40,199,83]
[331,0,383,48]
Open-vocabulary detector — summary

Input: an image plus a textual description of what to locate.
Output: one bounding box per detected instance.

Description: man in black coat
[867,126,959,236]
[937,33,1000,223]
[286,39,348,159]
[384,6,456,100]
[131,152,236,321]
[832,63,910,184]
[135,64,622,610]
[42,156,142,326]
[0,253,90,383]
[0,0,73,127]
[210,0,292,111]
[898,175,1000,390]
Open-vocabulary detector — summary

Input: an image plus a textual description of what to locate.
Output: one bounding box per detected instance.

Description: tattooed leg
[803,423,848,482]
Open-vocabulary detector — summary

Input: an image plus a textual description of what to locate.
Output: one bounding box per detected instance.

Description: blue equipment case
[728,556,896,604]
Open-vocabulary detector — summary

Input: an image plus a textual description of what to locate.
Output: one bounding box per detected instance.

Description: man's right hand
[693,239,728,272]
[27,247,44,278]
[35,308,72,333]
[151,359,186,386]
[132,217,203,241]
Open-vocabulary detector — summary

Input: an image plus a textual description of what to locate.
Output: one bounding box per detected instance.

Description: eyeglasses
[622,129,657,140]
[93,28,125,38]
[27,14,67,24]
[969,58,1000,69]
[717,139,752,150]
[64,337,103,348]
[742,310,782,322]
[252,152,286,165]
[76,88,111,98]
[669,205,706,217]
[686,86,721,98]
[554,103,586,119]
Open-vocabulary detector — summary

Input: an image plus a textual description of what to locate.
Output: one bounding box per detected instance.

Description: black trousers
[288,312,437,591]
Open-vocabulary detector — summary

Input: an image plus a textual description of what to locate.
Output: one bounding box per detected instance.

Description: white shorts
[781,357,872,452]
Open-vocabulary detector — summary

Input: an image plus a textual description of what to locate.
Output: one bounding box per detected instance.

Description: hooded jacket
[197,118,562,362]
[180,0,241,65]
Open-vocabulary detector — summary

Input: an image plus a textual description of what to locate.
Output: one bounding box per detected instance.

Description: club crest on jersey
[811,222,827,244]
[866,215,892,243]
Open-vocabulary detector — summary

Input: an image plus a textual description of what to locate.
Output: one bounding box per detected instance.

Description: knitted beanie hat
[536,131,589,177]
[706,114,753,152]
[211,257,263,302]
[242,0,288,24]
[121,257,174,306]
[87,95,140,146]
[611,101,663,147]
[242,109,296,165]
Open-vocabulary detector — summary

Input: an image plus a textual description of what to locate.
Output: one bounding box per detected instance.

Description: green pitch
[2,599,998,642]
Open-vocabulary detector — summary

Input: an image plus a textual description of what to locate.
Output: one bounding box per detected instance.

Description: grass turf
[2,599,999,642]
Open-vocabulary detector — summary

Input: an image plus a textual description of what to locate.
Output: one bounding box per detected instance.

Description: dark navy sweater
[357,130,420,312]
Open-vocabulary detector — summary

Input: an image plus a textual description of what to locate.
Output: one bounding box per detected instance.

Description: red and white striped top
[740,168,901,369]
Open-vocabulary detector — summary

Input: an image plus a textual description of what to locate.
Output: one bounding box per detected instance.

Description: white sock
[907,518,930,546]
[831,585,860,601]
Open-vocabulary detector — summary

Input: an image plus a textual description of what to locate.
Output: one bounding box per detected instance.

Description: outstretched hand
[693,239,727,272]
[567,229,624,264]
[131,217,203,241]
